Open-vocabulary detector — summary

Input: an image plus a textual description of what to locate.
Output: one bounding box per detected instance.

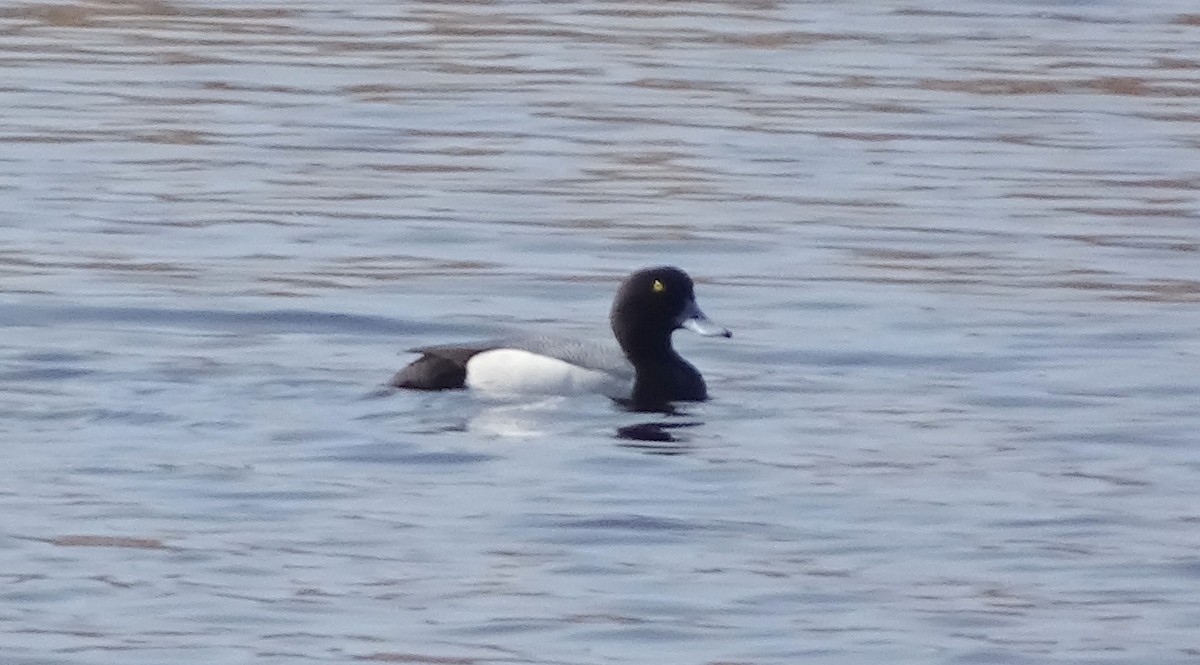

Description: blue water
[3,1,1200,663]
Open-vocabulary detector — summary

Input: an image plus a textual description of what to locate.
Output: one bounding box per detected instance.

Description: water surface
[3,1,1200,663]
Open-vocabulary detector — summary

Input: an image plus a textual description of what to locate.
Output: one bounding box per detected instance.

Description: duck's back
[392,336,634,397]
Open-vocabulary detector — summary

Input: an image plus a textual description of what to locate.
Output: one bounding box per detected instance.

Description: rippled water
[3,1,1200,663]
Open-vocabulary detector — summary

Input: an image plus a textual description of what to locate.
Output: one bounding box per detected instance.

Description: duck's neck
[615,325,674,367]
[616,329,678,411]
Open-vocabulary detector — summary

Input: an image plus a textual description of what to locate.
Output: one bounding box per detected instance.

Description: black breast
[629,355,707,410]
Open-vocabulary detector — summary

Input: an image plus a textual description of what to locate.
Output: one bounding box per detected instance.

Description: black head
[610,266,730,361]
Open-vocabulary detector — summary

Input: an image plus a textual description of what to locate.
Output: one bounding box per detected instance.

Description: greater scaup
[391,266,730,410]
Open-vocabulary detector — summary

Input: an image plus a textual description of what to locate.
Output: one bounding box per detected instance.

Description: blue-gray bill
[677,298,731,338]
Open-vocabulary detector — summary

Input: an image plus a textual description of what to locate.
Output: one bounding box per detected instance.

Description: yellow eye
[652,279,665,293]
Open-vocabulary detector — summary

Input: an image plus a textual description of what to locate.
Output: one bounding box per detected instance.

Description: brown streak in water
[919,78,1061,95]
[819,131,905,142]
[356,654,476,665]
[836,75,877,88]
[1094,177,1200,190]
[921,76,1199,97]
[1,134,98,144]
[858,249,938,261]
[868,103,926,114]
[311,192,388,201]
[46,535,167,549]
[14,4,94,27]
[996,134,1066,147]
[581,0,783,20]
[1056,234,1197,252]
[435,63,599,77]
[0,2,296,24]
[0,254,199,275]
[631,78,749,94]
[1172,14,1200,26]
[1006,191,1098,201]
[1153,57,1200,70]
[579,7,677,19]
[205,81,304,94]
[1141,112,1200,122]
[1058,280,1200,303]
[565,613,647,625]
[133,130,212,145]
[1061,471,1150,488]
[259,276,346,289]
[1094,77,1152,96]
[1057,206,1191,218]
[371,164,496,174]
[713,31,844,48]
[892,8,983,18]
[159,53,231,65]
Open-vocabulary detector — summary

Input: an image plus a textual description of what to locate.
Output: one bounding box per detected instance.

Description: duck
[391,266,730,410]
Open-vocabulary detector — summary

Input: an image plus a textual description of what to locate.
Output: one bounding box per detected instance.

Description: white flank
[465,349,632,399]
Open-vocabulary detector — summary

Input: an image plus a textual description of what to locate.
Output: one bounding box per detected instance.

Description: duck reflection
[390,390,706,454]
[615,418,703,455]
